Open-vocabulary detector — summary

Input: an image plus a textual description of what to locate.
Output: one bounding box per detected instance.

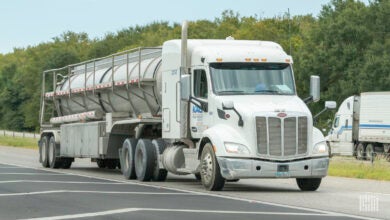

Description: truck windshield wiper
[255,90,280,94]
[217,90,245,94]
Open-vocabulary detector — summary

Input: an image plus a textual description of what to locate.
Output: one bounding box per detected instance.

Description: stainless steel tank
[52,48,162,117]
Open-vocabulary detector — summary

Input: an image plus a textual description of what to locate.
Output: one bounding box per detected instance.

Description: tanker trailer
[39,21,330,191]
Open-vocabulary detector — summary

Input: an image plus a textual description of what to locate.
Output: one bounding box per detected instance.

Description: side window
[333,116,340,128]
[194,69,208,99]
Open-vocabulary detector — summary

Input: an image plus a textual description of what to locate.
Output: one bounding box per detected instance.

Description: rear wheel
[105,159,118,169]
[121,138,138,179]
[134,139,156,181]
[96,159,106,168]
[200,143,225,191]
[356,143,365,160]
[40,136,50,168]
[296,178,322,191]
[365,144,374,161]
[48,137,62,169]
[152,139,168,181]
[62,158,73,169]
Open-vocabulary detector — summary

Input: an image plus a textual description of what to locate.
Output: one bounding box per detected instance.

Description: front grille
[256,116,308,157]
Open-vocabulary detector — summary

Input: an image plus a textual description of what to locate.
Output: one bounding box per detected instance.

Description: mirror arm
[303,95,313,104]
[223,106,244,127]
[190,96,208,112]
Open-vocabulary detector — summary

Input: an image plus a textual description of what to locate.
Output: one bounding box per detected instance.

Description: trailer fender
[199,124,249,158]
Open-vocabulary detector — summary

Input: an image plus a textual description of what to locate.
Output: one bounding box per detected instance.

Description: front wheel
[200,143,225,191]
[296,178,322,191]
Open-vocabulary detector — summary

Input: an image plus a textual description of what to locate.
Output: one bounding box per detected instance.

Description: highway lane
[0,146,388,220]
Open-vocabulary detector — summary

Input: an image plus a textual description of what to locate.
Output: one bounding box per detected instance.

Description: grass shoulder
[0,136,38,149]
[328,156,390,181]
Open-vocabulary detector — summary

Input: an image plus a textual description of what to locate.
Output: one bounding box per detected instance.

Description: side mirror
[310,75,320,102]
[222,100,234,110]
[180,75,190,101]
[325,101,337,110]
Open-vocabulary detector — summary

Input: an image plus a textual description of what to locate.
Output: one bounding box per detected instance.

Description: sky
[0,0,370,54]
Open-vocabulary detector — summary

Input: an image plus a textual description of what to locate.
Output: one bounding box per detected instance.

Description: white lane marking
[0,190,190,197]
[20,208,141,220]
[0,173,69,175]
[20,207,339,220]
[1,162,377,220]
[0,180,126,184]
[0,167,26,169]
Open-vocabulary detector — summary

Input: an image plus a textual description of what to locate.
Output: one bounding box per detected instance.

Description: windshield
[210,63,295,95]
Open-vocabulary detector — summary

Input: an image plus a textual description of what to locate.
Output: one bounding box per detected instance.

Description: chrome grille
[256,116,308,157]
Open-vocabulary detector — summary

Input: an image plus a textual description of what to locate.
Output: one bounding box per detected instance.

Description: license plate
[275,165,290,178]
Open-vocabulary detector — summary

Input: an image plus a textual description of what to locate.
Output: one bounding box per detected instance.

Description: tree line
[0,0,388,132]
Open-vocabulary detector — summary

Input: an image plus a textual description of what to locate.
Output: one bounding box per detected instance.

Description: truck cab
[161,38,329,190]
[327,96,355,156]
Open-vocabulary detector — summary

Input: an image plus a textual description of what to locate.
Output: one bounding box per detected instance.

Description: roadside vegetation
[0,0,389,132]
[329,157,390,181]
[0,136,38,149]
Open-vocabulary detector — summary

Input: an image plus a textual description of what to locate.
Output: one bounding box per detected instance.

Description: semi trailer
[39,21,330,191]
[327,92,390,160]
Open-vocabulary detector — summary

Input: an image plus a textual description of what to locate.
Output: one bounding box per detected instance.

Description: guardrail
[0,130,39,139]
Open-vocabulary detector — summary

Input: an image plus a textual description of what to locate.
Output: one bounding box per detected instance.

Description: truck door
[190,68,212,139]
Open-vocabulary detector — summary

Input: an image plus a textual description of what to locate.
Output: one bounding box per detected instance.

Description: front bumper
[217,156,329,180]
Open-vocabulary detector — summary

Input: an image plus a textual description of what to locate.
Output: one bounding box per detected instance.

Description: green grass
[329,157,390,181]
[0,136,38,149]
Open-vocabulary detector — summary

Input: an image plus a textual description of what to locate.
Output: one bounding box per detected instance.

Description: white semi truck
[327,92,390,160]
[39,21,330,191]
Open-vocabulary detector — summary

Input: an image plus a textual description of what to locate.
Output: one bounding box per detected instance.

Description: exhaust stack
[181,20,188,74]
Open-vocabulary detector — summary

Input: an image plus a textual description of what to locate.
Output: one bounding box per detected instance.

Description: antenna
[288,8,292,55]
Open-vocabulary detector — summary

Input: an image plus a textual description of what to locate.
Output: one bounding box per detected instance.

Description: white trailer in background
[39,21,331,191]
[327,92,390,160]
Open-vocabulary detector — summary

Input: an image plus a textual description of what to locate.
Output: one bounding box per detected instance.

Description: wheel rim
[124,149,130,170]
[49,142,54,164]
[357,145,363,158]
[41,142,47,162]
[366,145,373,159]
[201,152,213,184]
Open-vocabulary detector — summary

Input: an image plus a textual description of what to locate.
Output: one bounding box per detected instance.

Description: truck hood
[215,95,311,117]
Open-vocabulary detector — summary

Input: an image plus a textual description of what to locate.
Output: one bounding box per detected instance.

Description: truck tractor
[39,21,330,191]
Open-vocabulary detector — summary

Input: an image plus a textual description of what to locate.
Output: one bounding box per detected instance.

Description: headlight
[312,141,328,156]
[224,142,250,155]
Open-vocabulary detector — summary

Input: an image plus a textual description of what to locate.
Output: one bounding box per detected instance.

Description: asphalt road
[0,146,388,220]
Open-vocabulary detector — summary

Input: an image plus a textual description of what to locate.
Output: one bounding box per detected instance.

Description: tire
[48,136,62,169]
[105,159,118,169]
[366,144,374,161]
[96,159,106,168]
[40,136,50,168]
[121,138,138,179]
[200,143,225,191]
[356,143,365,160]
[296,178,322,191]
[134,139,156,181]
[62,158,73,169]
[194,173,201,181]
[152,139,168,181]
